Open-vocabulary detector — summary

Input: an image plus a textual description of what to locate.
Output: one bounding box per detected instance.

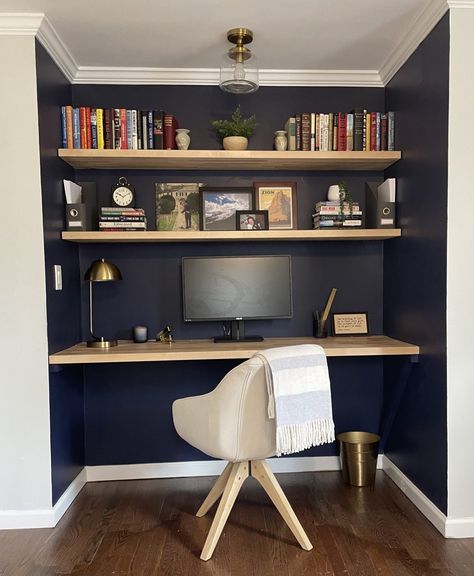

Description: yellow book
[96,108,104,149]
[365,112,371,151]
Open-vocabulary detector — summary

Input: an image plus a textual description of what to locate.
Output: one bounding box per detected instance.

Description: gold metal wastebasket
[337,431,380,487]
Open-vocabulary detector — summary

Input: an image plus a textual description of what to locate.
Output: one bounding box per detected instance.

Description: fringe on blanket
[276,418,336,456]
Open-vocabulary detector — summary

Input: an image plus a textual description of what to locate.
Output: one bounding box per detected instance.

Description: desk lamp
[84,258,122,348]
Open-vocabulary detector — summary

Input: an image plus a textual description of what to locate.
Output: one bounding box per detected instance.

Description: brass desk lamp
[84,258,122,348]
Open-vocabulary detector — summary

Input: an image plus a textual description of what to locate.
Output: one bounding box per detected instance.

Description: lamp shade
[219,27,259,94]
[84,259,122,282]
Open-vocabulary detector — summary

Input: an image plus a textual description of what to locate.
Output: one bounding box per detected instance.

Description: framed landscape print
[254,181,297,229]
[200,187,254,231]
[155,183,201,231]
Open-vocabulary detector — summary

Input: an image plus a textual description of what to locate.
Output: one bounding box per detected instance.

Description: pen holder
[313,310,328,339]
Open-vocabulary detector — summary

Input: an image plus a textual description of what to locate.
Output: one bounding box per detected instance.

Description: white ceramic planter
[223,136,248,151]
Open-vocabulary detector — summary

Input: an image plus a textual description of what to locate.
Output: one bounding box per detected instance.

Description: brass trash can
[337,431,380,487]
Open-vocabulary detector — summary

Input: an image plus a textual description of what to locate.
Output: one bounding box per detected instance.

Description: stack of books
[60,106,178,150]
[312,201,363,229]
[285,110,395,152]
[99,207,147,232]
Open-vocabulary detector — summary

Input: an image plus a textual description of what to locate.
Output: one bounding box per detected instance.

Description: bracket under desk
[49,335,419,365]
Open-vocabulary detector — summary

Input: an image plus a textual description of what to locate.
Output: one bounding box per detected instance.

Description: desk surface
[49,336,419,365]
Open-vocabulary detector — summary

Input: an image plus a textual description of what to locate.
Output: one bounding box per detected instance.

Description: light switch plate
[54,265,62,290]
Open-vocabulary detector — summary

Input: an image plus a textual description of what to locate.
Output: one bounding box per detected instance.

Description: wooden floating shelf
[62,229,401,243]
[58,149,401,171]
[49,336,420,365]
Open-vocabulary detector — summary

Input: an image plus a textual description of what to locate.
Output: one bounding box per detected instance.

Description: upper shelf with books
[58,149,401,171]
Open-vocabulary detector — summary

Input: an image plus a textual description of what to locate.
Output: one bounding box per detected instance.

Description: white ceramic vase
[223,136,248,151]
[274,130,288,151]
[176,129,190,150]
[328,184,344,202]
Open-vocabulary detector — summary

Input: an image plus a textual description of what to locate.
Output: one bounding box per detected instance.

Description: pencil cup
[313,310,328,339]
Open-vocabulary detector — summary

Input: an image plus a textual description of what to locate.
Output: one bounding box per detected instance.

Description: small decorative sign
[332,312,369,336]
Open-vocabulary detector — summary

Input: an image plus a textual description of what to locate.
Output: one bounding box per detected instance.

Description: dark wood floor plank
[1,471,474,576]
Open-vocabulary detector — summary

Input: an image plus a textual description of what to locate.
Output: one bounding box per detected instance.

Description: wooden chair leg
[200,461,249,561]
[196,462,233,517]
[251,459,313,551]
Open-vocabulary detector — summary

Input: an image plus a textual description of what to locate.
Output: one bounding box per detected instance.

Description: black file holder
[365,182,395,229]
[66,181,97,231]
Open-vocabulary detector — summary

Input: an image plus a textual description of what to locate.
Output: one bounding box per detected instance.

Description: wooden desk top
[49,336,419,365]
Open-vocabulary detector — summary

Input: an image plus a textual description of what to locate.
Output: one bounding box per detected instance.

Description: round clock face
[112,185,134,207]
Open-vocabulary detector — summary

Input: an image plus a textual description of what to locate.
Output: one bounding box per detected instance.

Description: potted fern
[211,106,257,150]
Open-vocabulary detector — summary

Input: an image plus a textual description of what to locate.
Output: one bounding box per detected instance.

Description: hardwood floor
[1,472,473,575]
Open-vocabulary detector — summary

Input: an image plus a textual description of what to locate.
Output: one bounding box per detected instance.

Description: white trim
[445,517,474,538]
[382,456,447,536]
[52,468,87,525]
[0,12,43,35]
[447,1,474,7]
[0,469,86,530]
[379,0,448,85]
[73,66,383,87]
[36,15,77,83]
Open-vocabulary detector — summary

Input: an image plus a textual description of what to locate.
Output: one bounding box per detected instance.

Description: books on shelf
[312,201,363,229]
[285,110,395,152]
[99,207,147,232]
[60,106,178,151]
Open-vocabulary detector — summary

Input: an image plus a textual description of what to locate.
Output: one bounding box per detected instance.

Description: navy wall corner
[383,14,449,513]
[36,40,85,504]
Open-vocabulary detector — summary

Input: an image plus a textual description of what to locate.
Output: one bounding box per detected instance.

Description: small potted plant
[211,106,257,150]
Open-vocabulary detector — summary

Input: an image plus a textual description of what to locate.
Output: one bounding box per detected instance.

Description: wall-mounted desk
[49,336,419,365]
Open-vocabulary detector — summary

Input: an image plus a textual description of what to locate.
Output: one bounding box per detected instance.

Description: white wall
[447,7,474,528]
[0,35,52,511]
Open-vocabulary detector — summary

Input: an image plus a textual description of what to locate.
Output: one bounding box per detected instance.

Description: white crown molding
[379,0,449,85]
[0,12,44,35]
[36,15,77,83]
[73,66,383,87]
[447,1,474,7]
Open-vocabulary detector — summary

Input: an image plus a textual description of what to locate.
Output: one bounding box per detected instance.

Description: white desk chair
[172,356,313,561]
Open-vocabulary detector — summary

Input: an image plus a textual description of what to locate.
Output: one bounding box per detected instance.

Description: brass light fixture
[219,28,259,94]
[84,258,122,348]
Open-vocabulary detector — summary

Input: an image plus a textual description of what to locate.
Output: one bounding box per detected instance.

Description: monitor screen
[182,255,292,321]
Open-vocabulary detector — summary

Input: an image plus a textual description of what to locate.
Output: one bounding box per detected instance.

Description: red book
[370,112,377,151]
[79,107,87,148]
[85,107,91,149]
[337,113,347,151]
[381,113,388,151]
[65,105,73,148]
[163,114,178,150]
[120,108,127,149]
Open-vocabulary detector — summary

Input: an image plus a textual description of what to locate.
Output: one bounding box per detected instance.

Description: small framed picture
[236,210,269,231]
[254,181,297,229]
[200,186,254,231]
[332,312,369,336]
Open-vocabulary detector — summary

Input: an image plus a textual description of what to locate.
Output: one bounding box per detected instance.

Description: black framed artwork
[200,186,254,231]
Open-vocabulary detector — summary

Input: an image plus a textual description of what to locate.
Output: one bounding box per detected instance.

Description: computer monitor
[182,255,293,342]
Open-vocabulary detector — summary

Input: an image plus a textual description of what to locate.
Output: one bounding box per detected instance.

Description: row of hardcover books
[285,110,395,152]
[312,201,363,229]
[99,207,147,232]
[60,106,178,150]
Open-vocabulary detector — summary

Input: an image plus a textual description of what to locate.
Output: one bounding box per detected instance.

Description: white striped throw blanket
[255,344,335,456]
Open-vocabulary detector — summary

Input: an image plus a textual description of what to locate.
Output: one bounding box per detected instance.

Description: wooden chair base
[197,459,313,561]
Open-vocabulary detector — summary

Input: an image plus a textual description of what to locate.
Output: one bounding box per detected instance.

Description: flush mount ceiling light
[219,28,259,94]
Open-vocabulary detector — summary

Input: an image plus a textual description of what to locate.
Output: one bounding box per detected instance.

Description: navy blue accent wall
[36,41,85,504]
[383,15,449,513]
[72,84,389,465]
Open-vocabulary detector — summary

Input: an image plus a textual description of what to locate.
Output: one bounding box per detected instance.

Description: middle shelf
[62,229,401,243]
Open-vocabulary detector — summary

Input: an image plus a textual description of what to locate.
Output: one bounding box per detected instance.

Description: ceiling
[0,0,453,85]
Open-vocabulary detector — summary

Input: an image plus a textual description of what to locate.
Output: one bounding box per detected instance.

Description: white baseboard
[0,468,86,530]
[382,455,447,536]
[445,516,474,538]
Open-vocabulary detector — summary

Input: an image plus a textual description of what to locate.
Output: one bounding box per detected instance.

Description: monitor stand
[214,320,263,343]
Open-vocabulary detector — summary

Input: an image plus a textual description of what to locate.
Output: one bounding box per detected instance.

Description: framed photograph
[332,312,369,336]
[236,210,269,231]
[200,187,254,231]
[254,181,297,229]
[155,183,201,231]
